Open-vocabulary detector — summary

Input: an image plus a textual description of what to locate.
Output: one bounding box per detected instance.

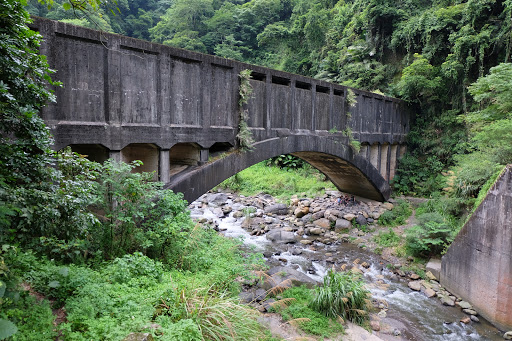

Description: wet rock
[264,204,288,215]
[378,310,387,318]
[393,329,401,336]
[264,266,319,290]
[408,280,421,291]
[463,309,478,315]
[470,315,480,323]
[233,211,244,219]
[290,247,302,256]
[457,301,472,309]
[301,214,313,223]
[254,288,267,301]
[460,316,471,324]
[423,288,436,298]
[222,206,232,214]
[213,207,224,217]
[440,296,455,306]
[300,239,313,245]
[266,229,296,244]
[505,331,512,340]
[370,320,381,331]
[294,206,309,218]
[262,298,276,312]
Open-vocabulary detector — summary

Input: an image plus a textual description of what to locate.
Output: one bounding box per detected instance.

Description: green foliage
[405,212,456,258]
[309,270,371,325]
[237,69,255,151]
[266,154,307,170]
[272,286,344,337]
[218,161,333,200]
[91,159,193,262]
[104,252,163,284]
[374,228,402,247]
[377,200,412,226]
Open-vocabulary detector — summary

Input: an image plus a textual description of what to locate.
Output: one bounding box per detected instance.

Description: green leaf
[0,281,5,298]
[0,319,18,340]
[58,267,69,277]
[63,2,71,10]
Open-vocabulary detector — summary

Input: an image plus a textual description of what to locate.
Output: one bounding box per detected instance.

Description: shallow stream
[190,199,504,341]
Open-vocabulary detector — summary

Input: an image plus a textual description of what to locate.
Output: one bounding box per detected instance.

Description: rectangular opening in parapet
[272,76,290,86]
[334,89,344,96]
[296,81,311,90]
[250,72,266,81]
[120,45,158,55]
[316,85,329,94]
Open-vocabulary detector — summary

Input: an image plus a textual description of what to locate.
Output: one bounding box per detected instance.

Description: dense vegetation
[3,0,512,338]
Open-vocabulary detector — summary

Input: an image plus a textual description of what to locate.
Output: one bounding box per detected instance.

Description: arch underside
[167,135,390,203]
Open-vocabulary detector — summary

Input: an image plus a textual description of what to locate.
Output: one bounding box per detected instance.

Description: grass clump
[218,161,334,200]
[309,270,372,326]
[377,200,412,226]
[374,228,402,247]
[271,286,344,338]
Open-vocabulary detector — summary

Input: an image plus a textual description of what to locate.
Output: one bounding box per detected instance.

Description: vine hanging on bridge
[237,69,255,151]
[343,89,361,153]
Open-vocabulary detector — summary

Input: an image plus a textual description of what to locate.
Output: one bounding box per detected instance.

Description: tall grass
[309,270,371,325]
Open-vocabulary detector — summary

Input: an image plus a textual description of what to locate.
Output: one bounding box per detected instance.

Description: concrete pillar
[159,149,170,183]
[199,148,209,165]
[109,150,121,162]
[380,144,389,180]
[369,144,380,170]
[359,143,370,159]
[399,144,407,158]
[389,144,399,181]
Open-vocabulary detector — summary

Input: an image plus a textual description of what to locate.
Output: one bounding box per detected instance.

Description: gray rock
[408,280,422,291]
[263,266,319,291]
[313,218,330,229]
[463,309,478,316]
[335,218,351,230]
[440,296,455,306]
[239,291,254,303]
[309,227,324,235]
[426,258,442,281]
[457,301,472,309]
[213,207,224,217]
[254,288,267,302]
[470,315,479,323]
[264,204,288,215]
[311,211,325,221]
[266,229,296,244]
[209,193,228,205]
[356,214,368,226]
[504,331,512,340]
[290,247,303,255]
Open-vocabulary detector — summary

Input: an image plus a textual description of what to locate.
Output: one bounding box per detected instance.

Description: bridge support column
[389,144,399,181]
[369,144,380,170]
[109,150,121,162]
[380,144,389,180]
[159,149,170,183]
[199,148,209,165]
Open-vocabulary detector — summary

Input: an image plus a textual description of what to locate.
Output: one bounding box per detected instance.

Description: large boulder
[335,218,351,231]
[262,266,319,291]
[264,203,289,215]
[266,229,296,244]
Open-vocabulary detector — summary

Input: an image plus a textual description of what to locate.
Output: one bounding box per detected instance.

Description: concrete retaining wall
[441,165,512,331]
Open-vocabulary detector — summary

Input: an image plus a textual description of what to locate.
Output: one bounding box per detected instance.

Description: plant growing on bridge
[237,69,255,151]
[342,89,361,153]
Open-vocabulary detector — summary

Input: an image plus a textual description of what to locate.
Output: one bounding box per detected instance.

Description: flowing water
[190,200,504,341]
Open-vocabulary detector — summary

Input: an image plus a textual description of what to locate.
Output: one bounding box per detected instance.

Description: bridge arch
[167,135,390,203]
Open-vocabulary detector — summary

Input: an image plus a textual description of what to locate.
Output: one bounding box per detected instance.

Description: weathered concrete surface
[31,17,412,201]
[167,136,390,203]
[441,165,512,331]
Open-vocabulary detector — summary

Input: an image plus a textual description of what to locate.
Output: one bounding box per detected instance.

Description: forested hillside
[28,0,512,200]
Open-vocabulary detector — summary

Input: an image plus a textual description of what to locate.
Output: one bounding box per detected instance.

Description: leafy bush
[374,228,402,247]
[405,218,455,258]
[378,200,412,226]
[266,154,307,170]
[104,252,164,284]
[309,270,371,325]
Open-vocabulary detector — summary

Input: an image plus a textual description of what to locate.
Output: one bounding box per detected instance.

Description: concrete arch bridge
[32,17,412,203]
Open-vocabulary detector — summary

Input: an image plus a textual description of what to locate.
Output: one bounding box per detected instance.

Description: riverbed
[190,192,504,341]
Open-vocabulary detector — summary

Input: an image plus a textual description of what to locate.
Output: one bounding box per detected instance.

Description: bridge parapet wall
[31,17,411,193]
[32,17,410,151]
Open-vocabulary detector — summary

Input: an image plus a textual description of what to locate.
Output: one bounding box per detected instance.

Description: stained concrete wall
[441,165,512,331]
[30,17,412,200]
